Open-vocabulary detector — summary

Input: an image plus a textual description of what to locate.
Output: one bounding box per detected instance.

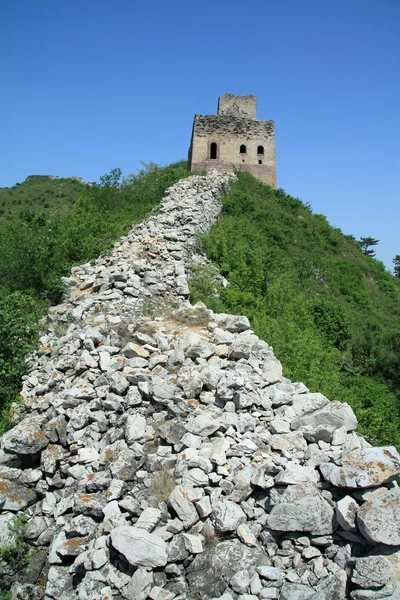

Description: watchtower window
[257,145,264,155]
[210,142,217,159]
[240,144,247,154]
[258,160,262,164]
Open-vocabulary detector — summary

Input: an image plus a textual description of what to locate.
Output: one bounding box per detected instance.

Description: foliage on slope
[0,176,86,226]
[190,172,400,446]
[0,161,190,432]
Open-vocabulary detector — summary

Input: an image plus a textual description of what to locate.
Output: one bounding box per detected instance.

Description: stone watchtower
[188,93,276,187]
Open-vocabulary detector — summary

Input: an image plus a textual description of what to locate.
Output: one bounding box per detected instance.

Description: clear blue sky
[1,0,399,270]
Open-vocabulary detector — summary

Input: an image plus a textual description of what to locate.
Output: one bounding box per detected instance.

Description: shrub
[0,513,29,562]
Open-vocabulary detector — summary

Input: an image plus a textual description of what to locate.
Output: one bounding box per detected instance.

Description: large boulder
[125,414,147,443]
[261,356,283,384]
[182,332,216,359]
[110,526,167,567]
[350,582,400,600]
[157,418,186,445]
[211,500,246,533]
[99,440,137,482]
[214,314,251,333]
[292,393,330,416]
[0,476,37,511]
[45,566,74,600]
[186,539,269,598]
[2,419,48,455]
[267,483,335,535]
[357,488,400,545]
[274,462,318,485]
[185,413,221,437]
[336,495,359,531]
[168,485,199,529]
[291,400,357,433]
[351,555,393,589]
[320,447,400,488]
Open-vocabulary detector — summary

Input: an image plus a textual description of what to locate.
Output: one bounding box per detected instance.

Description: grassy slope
[190,172,400,446]
[0,176,86,225]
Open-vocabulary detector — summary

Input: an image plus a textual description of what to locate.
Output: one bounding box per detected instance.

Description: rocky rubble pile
[1,172,400,600]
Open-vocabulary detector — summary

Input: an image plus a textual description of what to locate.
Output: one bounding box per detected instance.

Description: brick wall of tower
[189,113,277,188]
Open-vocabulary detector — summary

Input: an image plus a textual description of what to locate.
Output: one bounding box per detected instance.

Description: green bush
[0,513,29,563]
[0,292,42,435]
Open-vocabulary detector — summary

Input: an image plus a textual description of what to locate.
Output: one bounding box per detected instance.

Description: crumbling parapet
[189,93,277,187]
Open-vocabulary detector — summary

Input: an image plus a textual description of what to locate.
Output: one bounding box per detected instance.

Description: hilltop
[0,175,88,225]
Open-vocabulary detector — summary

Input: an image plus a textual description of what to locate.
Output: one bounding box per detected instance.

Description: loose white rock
[211,500,247,533]
[125,413,147,443]
[110,526,167,567]
[168,485,199,529]
[357,487,400,545]
[335,495,358,532]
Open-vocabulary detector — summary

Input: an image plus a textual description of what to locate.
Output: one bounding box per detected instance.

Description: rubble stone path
[1,172,400,600]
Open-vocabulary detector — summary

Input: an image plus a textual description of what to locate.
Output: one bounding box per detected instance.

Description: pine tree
[393,255,400,277]
[359,237,379,256]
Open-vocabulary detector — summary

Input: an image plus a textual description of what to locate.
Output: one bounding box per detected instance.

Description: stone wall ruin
[0,172,400,600]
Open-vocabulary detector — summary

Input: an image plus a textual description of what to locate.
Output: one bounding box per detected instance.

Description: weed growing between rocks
[188,262,224,311]
[115,321,134,347]
[143,416,165,453]
[148,470,176,502]
[0,513,29,562]
[141,297,181,321]
[201,521,221,550]
[0,513,42,596]
[171,304,211,329]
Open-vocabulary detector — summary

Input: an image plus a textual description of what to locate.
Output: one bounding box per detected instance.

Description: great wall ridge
[1,171,400,600]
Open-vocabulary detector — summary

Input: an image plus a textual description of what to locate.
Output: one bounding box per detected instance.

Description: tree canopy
[359,237,379,256]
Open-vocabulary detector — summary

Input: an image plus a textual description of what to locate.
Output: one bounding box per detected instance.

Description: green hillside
[190,172,400,446]
[0,162,190,433]
[0,175,87,225]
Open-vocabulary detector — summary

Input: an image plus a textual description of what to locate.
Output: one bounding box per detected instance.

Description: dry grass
[141,297,179,320]
[148,470,175,502]
[201,521,221,550]
[136,301,212,342]
[172,304,211,328]
[143,417,165,454]
[115,321,134,347]
[51,322,69,339]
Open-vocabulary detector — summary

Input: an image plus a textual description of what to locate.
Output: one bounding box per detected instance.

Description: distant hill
[0,175,88,225]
